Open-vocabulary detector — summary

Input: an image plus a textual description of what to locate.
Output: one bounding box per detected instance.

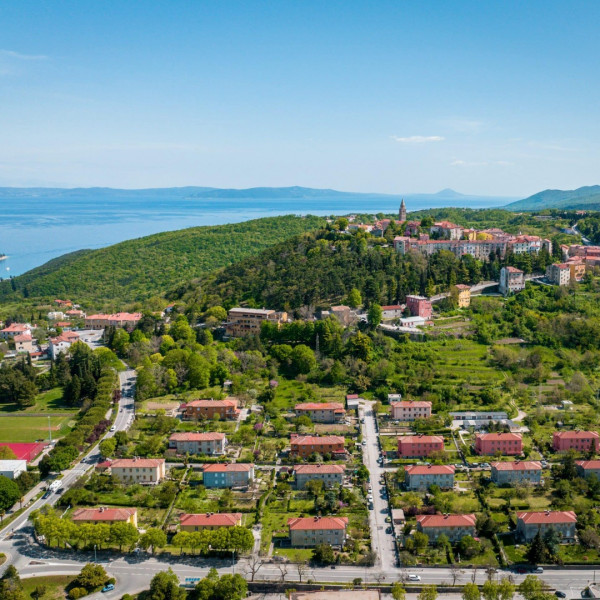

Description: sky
[0,1,599,197]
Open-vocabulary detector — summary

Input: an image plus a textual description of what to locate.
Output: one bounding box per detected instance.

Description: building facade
[516,511,577,543]
[499,267,525,296]
[168,432,226,455]
[397,435,444,458]
[294,464,345,489]
[84,312,142,330]
[553,430,600,453]
[406,295,432,319]
[405,465,455,491]
[546,263,571,286]
[390,400,432,421]
[225,307,286,337]
[294,402,346,423]
[474,432,523,456]
[202,463,254,488]
[416,514,477,543]
[287,516,348,547]
[109,458,166,484]
[183,398,240,420]
[180,513,243,531]
[72,507,138,528]
[490,461,542,485]
[290,434,346,459]
[0,460,27,480]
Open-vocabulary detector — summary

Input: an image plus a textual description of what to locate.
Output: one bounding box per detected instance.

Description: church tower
[399,198,407,221]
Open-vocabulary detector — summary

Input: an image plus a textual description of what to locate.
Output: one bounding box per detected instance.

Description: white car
[110,426,116,432]
[408,574,421,582]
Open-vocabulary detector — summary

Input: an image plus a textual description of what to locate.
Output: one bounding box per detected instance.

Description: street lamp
[232,549,235,575]
[94,544,97,563]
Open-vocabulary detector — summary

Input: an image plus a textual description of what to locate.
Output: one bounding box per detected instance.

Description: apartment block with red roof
[516,510,577,542]
[180,512,243,532]
[109,458,166,484]
[490,461,542,485]
[290,434,345,459]
[0,323,31,340]
[474,432,522,456]
[405,465,455,491]
[576,460,600,479]
[499,266,525,296]
[406,295,432,319]
[391,400,432,421]
[84,312,142,330]
[183,398,240,421]
[294,464,345,489]
[202,463,254,488]
[416,513,476,543]
[72,507,138,528]
[294,402,346,423]
[553,430,599,453]
[168,432,226,455]
[397,435,444,458]
[546,263,571,286]
[287,516,348,547]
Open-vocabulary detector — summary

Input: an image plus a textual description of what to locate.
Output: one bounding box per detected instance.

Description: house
[109,458,166,484]
[490,461,542,486]
[516,511,577,543]
[406,295,432,319]
[225,307,287,337]
[400,316,427,328]
[180,512,243,531]
[454,284,471,308]
[499,267,525,296]
[14,334,35,354]
[47,311,65,320]
[72,507,138,528]
[546,263,571,286]
[450,411,510,430]
[330,305,354,326]
[553,430,599,453]
[404,465,455,491]
[48,331,80,360]
[0,323,31,340]
[202,463,254,488]
[390,400,432,421]
[416,513,477,543]
[294,402,346,424]
[84,312,142,330]
[381,305,405,320]
[345,394,360,411]
[430,221,463,240]
[397,435,444,458]
[65,309,86,318]
[287,516,348,548]
[290,434,346,459]
[567,258,586,282]
[294,464,345,489]
[291,591,380,600]
[0,460,27,480]
[54,299,73,307]
[576,460,600,479]
[168,432,226,455]
[474,432,522,456]
[183,398,240,420]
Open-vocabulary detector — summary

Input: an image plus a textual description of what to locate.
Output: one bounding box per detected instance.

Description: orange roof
[186,398,238,408]
[72,507,136,522]
[203,463,254,473]
[405,465,455,475]
[491,461,541,471]
[169,432,225,442]
[391,401,432,408]
[295,402,345,412]
[455,284,470,290]
[291,435,345,446]
[287,516,348,531]
[576,460,600,470]
[180,513,242,527]
[398,435,444,444]
[517,511,577,525]
[554,430,599,439]
[294,464,345,474]
[504,266,523,273]
[111,458,165,468]
[1,323,29,333]
[417,514,476,528]
[476,432,522,442]
[381,305,404,310]
[14,334,33,342]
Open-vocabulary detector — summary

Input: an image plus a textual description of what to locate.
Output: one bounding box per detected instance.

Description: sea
[0,191,512,277]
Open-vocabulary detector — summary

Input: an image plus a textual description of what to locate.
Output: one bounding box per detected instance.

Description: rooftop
[294,464,345,474]
[491,461,541,471]
[110,458,165,468]
[517,510,577,524]
[72,507,137,522]
[287,516,348,531]
[202,463,254,473]
[180,512,242,527]
[417,513,477,527]
[405,465,455,475]
[169,432,225,441]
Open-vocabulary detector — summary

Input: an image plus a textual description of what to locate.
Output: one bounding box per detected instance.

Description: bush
[68,587,88,599]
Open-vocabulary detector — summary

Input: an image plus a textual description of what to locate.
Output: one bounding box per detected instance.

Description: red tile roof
[111,458,165,468]
[1,323,29,333]
[72,507,137,522]
[290,435,345,446]
[417,514,476,528]
[517,511,577,525]
[475,432,522,442]
[491,461,541,471]
[405,465,455,475]
[398,435,444,444]
[576,460,600,470]
[295,403,345,412]
[180,513,242,527]
[504,266,523,273]
[287,516,348,531]
[169,432,225,442]
[203,463,254,473]
[14,334,33,342]
[554,430,599,440]
[391,401,432,408]
[294,464,345,475]
[186,398,238,408]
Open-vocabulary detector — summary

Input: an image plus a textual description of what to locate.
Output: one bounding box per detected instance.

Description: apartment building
[84,312,142,330]
[449,411,509,430]
[397,435,444,458]
[0,460,27,480]
[168,432,226,455]
[454,284,471,307]
[0,323,31,340]
[180,513,243,532]
[72,507,138,528]
[14,334,35,354]
[516,511,577,543]
[406,295,432,319]
[183,398,240,420]
[48,331,80,360]
[404,465,455,491]
[416,513,477,543]
[202,463,254,488]
[553,430,600,453]
[474,432,522,456]
[490,461,542,486]
[109,458,166,484]
[499,267,525,296]
[567,258,586,281]
[294,402,346,424]
[294,464,345,489]
[381,305,405,320]
[290,434,346,459]
[576,460,600,479]
[287,516,348,548]
[546,263,571,286]
[225,307,286,337]
[390,400,432,421]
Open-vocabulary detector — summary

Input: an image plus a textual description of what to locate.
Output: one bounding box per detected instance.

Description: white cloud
[0,49,48,61]
[391,135,445,143]
[451,159,512,167]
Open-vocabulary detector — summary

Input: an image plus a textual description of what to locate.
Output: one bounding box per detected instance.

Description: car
[407,574,421,582]
[361,441,366,446]
[555,592,566,598]
[56,487,64,494]
[330,565,336,569]
[110,426,116,432]
[42,490,51,499]
[102,584,115,593]
[534,567,544,574]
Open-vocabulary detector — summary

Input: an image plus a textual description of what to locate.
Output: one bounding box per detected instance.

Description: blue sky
[1,1,599,196]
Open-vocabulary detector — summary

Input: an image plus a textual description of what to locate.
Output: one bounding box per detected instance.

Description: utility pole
[48,416,52,443]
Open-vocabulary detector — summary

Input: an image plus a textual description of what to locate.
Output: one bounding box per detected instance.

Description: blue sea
[0,191,512,277]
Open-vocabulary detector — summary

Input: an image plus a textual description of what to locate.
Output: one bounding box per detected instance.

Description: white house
[0,460,27,480]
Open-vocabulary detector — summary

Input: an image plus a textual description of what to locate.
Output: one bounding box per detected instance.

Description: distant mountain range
[506,185,600,211]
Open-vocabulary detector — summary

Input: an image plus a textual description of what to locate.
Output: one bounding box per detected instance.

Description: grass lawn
[0,415,73,442]
[0,387,77,414]
[272,547,313,561]
[21,575,76,600]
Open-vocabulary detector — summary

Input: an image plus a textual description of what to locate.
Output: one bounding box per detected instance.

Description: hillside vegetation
[0,215,324,306]
[506,185,600,211]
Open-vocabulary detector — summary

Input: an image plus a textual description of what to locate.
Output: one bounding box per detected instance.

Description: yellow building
[454,284,471,307]
[72,507,138,528]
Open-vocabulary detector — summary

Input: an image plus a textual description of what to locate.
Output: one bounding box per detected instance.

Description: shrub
[68,587,88,599]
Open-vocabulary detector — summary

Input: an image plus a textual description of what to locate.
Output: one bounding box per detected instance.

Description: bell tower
[399,198,407,221]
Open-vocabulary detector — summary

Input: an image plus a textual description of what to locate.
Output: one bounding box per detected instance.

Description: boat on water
[0,255,6,261]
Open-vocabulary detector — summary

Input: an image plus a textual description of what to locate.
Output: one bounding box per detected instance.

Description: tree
[418,585,438,600]
[108,521,139,551]
[482,581,500,600]
[312,542,336,564]
[412,531,429,554]
[392,582,406,600]
[457,535,482,559]
[367,303,383,328]
[99,437,117,458]
[0,565,25,600]
[290,344,317,374]
[140,528,167,554]
[0,446,17,459]
[111,329,130,356]
[243,554,265,582]
[0,475,21,510]
[526,530,547,565]
[497,577,516,600]
[346,288,362,308]
[463,583,481,600]
[74,563,108,590]
[149,569,187,600]
[519,576,544,600]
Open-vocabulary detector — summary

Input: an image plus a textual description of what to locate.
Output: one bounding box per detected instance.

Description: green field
[0,387,77,414]
[21,574,76,600]
[0,415,73,442]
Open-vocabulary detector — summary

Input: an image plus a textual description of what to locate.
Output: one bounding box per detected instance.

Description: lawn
[0,415,73,442]
[0,387,77,414]
[21,575,76,600]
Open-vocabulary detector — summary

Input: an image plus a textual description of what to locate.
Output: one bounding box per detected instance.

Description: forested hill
[0,215,325,306]
[506,185,600,211]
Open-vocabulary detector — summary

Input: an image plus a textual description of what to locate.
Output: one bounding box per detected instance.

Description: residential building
[430,221,463,240]
[406,295,432,319]
[553,430,599,453]
[109,458,166,484]
[72,507,138,528]
[490,461,542,485]
[290,434,346,459]
[294,464,345,489]
[168,432,226,455]
[567,258,586,281]
[400,316,427,328]
[225,307,286,337]
[330,305,354,326]
[48,331,80,360]
[390,400,432,421]
[84,312,142,330]
[516,511,577,543]
[0,323,31,340]
[202,463,254,488]
[180,513,243,531]
[65,309,86,318]
[546,263,571,286]
[0,460,27,480]
[397,435,444,458]
[416,513,477,543]
[294,402,346,423]
[381,305,405,320]
[454,284,471,307]
[14,334,35,354]
[47,311,65,320]
[287,516,348,547]
[474,432,522,456]
[499,267,525,296]
[576,460,600,479]
[183,398,240,420]
[291,591,380,600]
[450,411,509,430]
[404,465,455,491]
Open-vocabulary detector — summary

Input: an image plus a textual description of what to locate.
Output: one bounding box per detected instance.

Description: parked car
[407,574,421,582]
[110,426,116,432]
[534,567,544,574]
[102,584,115,593]
[42,490,51,499]
[555,592,566,598]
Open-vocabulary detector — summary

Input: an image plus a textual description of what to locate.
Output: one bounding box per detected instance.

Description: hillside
[0,215,325,306]
[506,185,600,211]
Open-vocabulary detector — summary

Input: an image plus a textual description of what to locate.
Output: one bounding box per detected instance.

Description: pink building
[553,430,599,453]
[397,435,444,458]
[474,432,522,456]
[391,400,432,421]
[405,295,432,319]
